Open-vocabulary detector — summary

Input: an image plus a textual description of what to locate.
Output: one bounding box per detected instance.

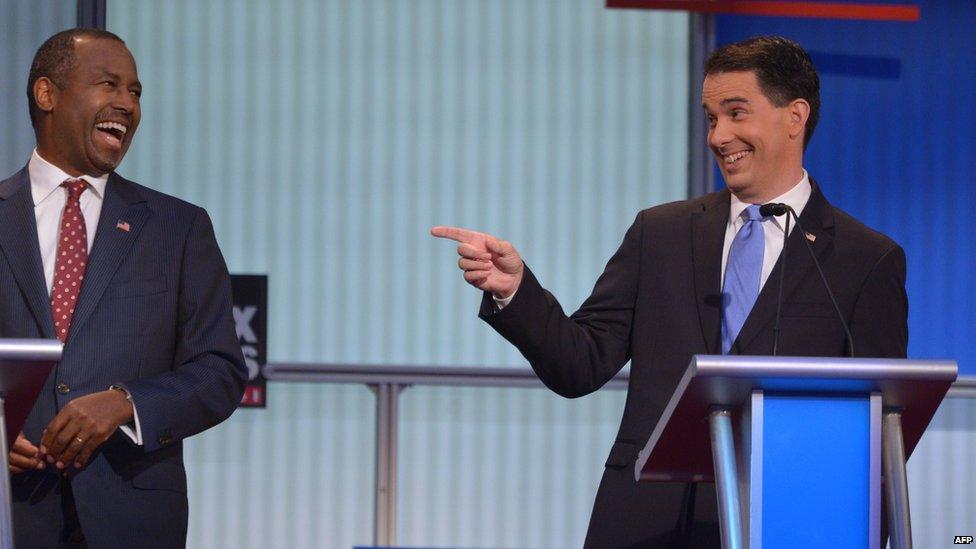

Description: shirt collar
[28,149,109,206]
[728,169,812,232]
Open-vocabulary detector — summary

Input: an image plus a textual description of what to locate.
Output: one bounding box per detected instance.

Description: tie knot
[743,204,764,222]
[62,179,88,200]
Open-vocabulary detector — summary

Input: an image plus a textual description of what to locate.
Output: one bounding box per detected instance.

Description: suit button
[158,430,173,445]
[56,383,70,394]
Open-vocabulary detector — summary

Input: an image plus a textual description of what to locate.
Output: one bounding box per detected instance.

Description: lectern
[0,339,62,549]
[635,355,957,549]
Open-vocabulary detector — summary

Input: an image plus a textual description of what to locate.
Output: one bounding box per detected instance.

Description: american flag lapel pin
[805,231,816,243]
[116,220,131,232]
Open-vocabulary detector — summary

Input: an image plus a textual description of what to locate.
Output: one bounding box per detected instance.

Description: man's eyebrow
[701,96,750,111]
[91,69,141,89]
[720,97,749,106]
[90,68,119,80]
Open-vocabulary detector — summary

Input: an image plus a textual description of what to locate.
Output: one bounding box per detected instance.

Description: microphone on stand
[760,203,855,357]
[758,203,790,217]
[759,203,791,356]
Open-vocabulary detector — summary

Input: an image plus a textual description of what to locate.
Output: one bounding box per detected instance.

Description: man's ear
[33,77,58,115]
[788,98,810,141]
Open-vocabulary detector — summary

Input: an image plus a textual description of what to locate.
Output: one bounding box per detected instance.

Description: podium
[635,355,957,549]
[0,339,62,549]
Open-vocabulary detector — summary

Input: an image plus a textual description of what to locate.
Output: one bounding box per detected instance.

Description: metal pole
[882,410,912,549]
[869,394,882,549]
[372,384,391,546]
[371,383,403,547]
[0,396,13,549]
[687,12,716,199]
[709,408,743,549]
[386,384,402,546]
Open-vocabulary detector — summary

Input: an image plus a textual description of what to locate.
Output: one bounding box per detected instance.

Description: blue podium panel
[759,394,872,549]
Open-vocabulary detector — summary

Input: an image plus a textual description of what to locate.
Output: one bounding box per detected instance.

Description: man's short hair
[27,28,126,126]
[705,36,820,149]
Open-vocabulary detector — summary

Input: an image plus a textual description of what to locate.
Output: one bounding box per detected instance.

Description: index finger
[430,226,482,244]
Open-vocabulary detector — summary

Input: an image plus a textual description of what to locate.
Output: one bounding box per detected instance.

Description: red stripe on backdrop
[606,1,920,21]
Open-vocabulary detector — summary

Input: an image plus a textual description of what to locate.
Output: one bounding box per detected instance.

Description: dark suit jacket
[481,182,907,548]
[0,167,247,548]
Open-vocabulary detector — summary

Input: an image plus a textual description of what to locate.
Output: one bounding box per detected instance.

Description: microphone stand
[771,213,790,356]
[764,203,855,357]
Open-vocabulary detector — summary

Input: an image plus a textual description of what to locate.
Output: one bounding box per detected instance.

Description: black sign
[231,274,267,408]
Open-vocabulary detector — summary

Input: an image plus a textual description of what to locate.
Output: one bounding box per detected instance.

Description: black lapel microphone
[759,203,855,357]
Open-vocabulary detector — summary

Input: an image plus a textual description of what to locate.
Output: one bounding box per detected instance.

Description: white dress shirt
[28,149,143,445]
[720,170,812,290]
[29,150,107,293]
[495,171,813,310]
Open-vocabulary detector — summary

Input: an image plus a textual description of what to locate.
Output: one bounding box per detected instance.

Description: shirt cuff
[119,415,143,446]
[492,288,517,310]
[110,385,143,446]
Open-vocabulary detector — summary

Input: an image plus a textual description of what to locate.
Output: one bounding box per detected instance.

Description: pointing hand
[431,226,524,299]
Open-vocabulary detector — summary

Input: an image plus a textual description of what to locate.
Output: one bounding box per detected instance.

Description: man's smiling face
[702,70,801,203]
[38,36,142,177]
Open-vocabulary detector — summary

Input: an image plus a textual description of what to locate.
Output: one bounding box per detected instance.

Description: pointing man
[433,36,906,547]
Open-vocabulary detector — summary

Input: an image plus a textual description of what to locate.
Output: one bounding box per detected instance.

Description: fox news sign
[231,275,267,408]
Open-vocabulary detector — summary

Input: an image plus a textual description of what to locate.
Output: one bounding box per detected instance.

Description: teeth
[95,122,127,135]
[724,150,751,164]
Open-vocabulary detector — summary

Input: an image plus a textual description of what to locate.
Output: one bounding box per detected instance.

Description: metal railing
[264,362,976,546]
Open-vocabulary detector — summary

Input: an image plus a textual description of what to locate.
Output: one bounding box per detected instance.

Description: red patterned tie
[51,179,89,343]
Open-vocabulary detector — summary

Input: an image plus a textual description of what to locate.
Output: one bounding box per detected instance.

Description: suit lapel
[67,173,150,345]
[691,189,731,355]
[733,180,835,353]
[0,168,56,338]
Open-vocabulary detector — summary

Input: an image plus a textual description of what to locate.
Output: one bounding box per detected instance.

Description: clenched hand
[8,433,45,474]
[40,389,133,471]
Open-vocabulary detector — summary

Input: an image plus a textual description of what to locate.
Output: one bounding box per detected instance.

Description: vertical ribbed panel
[106,2,687,547]
[0,0,76,176]
[107,0,689,367]
[398,387,625,547]
[907,396,976,547]
[184,383,376,549]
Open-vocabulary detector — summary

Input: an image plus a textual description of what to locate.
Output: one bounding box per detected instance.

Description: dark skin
[9,36,142,474]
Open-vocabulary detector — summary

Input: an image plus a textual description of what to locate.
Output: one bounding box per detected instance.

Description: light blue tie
[721,205,765,354]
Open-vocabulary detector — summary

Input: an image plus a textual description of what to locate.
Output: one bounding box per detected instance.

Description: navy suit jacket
[0,167,247,548]
[481,181,908,548]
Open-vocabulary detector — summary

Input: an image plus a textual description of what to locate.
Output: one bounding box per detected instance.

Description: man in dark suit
[1,28,246,547]
[433,36,906,547]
